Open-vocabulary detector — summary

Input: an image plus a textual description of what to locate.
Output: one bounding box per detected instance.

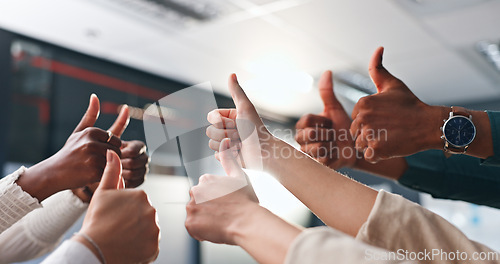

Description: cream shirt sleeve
[285,190,499,264]
[0,166,41,234]
[355,190,499,263]
[41,239,101,264]
[285,227,416,264]
[0,190,88,264]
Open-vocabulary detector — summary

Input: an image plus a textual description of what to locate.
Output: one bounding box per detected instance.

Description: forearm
[231,203,302,264]
[264,138,378,237]
[0,167,41,234]
[0,191,87,262]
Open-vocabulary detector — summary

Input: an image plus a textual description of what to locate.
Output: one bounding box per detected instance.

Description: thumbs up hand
[22,94,131,202]
[206,74,272,170]
[75,150,160,264]
[350,47,445,163]
[186,138,259,245]
[295,70,358,170]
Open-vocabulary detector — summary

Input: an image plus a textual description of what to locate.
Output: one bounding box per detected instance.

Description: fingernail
[90,93,97,101]
[232,73,238,82]
[224,138,231,149]
[107,150,114,162]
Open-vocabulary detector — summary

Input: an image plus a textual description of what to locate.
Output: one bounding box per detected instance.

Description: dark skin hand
[120,140,149,188]
[295,70,357,170]
[71,98,150,202]
[16,94,130,202]
[295,69,408,180]
[73,141,150,203]
[350,47,494,163]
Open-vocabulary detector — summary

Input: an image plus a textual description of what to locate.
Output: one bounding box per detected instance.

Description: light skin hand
[206,74,273,170]
[16,94,128,202]
[74,150,160,264]
[206,74,378,237]
[350,47,494,163]
[186,139,302,264]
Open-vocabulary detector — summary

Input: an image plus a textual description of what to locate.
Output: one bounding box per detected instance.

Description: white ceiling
[0,0,499,117]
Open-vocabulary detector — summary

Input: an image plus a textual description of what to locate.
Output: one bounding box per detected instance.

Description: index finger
[108,105,130,138]
[207,109,237,129]
[219,138,245,178]
[121,140,147,158]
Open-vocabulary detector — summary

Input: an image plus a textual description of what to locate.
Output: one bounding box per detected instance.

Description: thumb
[97,150,123,191]
[219,138,244,178]
[318,70,342,114]
[368,47,399,93]
[228,74,254,112]
[73,94,100,133]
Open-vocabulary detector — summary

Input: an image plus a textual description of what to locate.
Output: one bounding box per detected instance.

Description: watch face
[443,116,476,147]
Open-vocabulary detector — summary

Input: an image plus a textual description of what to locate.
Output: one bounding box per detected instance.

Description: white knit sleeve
[0,190,88,263]
[41,240,101,264]
[0,166,41,234]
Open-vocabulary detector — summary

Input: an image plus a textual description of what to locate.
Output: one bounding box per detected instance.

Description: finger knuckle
[185,202,197,214]
[146,206,157,218]
[84,127,101,138]
[303,114,315,124]
[357,113,371,125]
[205,126,213,138]
[134,190,149,201]
[371,140,383,151]
[357,96,373,109]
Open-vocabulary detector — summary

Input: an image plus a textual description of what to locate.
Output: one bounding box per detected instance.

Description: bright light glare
[244,70,313,94]
[244,52,313,94]
[245,169,309,226]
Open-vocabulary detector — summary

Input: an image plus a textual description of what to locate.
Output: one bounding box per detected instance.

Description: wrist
[349,149,364,169]
[226,202,264,246]
[227,202,302,264]
[71,234,105,264]
[422,105,450,150]
[72,187,93,203]
[17,160,61,201]
[466,110,494,159]
[260,135,280,170]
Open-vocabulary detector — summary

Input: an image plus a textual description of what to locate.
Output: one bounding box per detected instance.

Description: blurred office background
[0,0,500,263]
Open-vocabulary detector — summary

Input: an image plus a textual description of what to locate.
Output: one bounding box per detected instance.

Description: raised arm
[350,47,494,163]
[43,150,159,264]
[188,140,497,264]
[206,74,378,236]
[294,49,500,209]
[15,94,126,202]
